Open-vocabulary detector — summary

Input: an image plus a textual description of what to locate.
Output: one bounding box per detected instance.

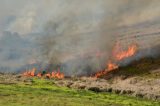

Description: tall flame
[114,44,137,61]
[95,43,138,78]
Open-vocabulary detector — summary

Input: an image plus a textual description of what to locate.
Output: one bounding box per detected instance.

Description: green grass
[0,78,159,106]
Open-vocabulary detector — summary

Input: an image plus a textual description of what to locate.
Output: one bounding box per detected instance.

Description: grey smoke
[0,0,159,75]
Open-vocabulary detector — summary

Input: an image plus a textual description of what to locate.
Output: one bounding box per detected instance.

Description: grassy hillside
[104,56,160,79]
[0,78,159,106]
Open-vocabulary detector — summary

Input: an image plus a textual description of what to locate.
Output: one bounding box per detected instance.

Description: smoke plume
[0,0,160,75]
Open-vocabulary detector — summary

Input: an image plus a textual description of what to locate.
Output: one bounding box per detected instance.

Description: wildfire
[95,43,138,78]
[23,68,64,79]
[95,62,118,78]
[107,61,118,71]
[37,73,42,77]
[114,44,137,61]
[23,42,138,79]
[51,71,64,79]
[23,68,36,77]
[43,71,64,79]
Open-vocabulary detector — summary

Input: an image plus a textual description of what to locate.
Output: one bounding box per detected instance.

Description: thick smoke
[36,0,160,75]
[0,0,160,75]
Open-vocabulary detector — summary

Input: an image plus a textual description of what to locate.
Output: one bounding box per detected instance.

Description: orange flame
[37,73,42,77]
[23,68,64,79]
[23,68,36,77]
[114,44,137,61]
[95,43,138,78]
[43,71,64,79]
[95,62,118,78]
[107,61,118,71]
[95,70,106,78]
[51,69,64,79]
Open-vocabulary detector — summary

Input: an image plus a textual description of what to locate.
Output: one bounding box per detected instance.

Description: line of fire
[23,42,138,79]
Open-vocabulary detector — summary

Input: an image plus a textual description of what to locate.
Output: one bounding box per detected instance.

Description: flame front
[95,62,118,78]
[107,62,118,71]
[23,68,36,77]
[95,43,138,78]
[114,44,137,61]
[23,43,137,79]
[23,68,64,79]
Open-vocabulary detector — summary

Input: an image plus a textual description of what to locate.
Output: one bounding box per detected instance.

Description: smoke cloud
[0,0,159,75]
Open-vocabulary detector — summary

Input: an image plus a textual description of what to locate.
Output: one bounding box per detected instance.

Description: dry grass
[0,78,159,106]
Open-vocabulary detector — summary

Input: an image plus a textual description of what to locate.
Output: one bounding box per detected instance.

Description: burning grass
[95,43,137,78]
[0,44,159,106]
[102,56,160,79]
[0,78,160,106]
[23,68,64,79]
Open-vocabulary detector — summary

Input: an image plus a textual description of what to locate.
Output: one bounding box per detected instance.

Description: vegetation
[0,78,159,106]
[104,56,160,79]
